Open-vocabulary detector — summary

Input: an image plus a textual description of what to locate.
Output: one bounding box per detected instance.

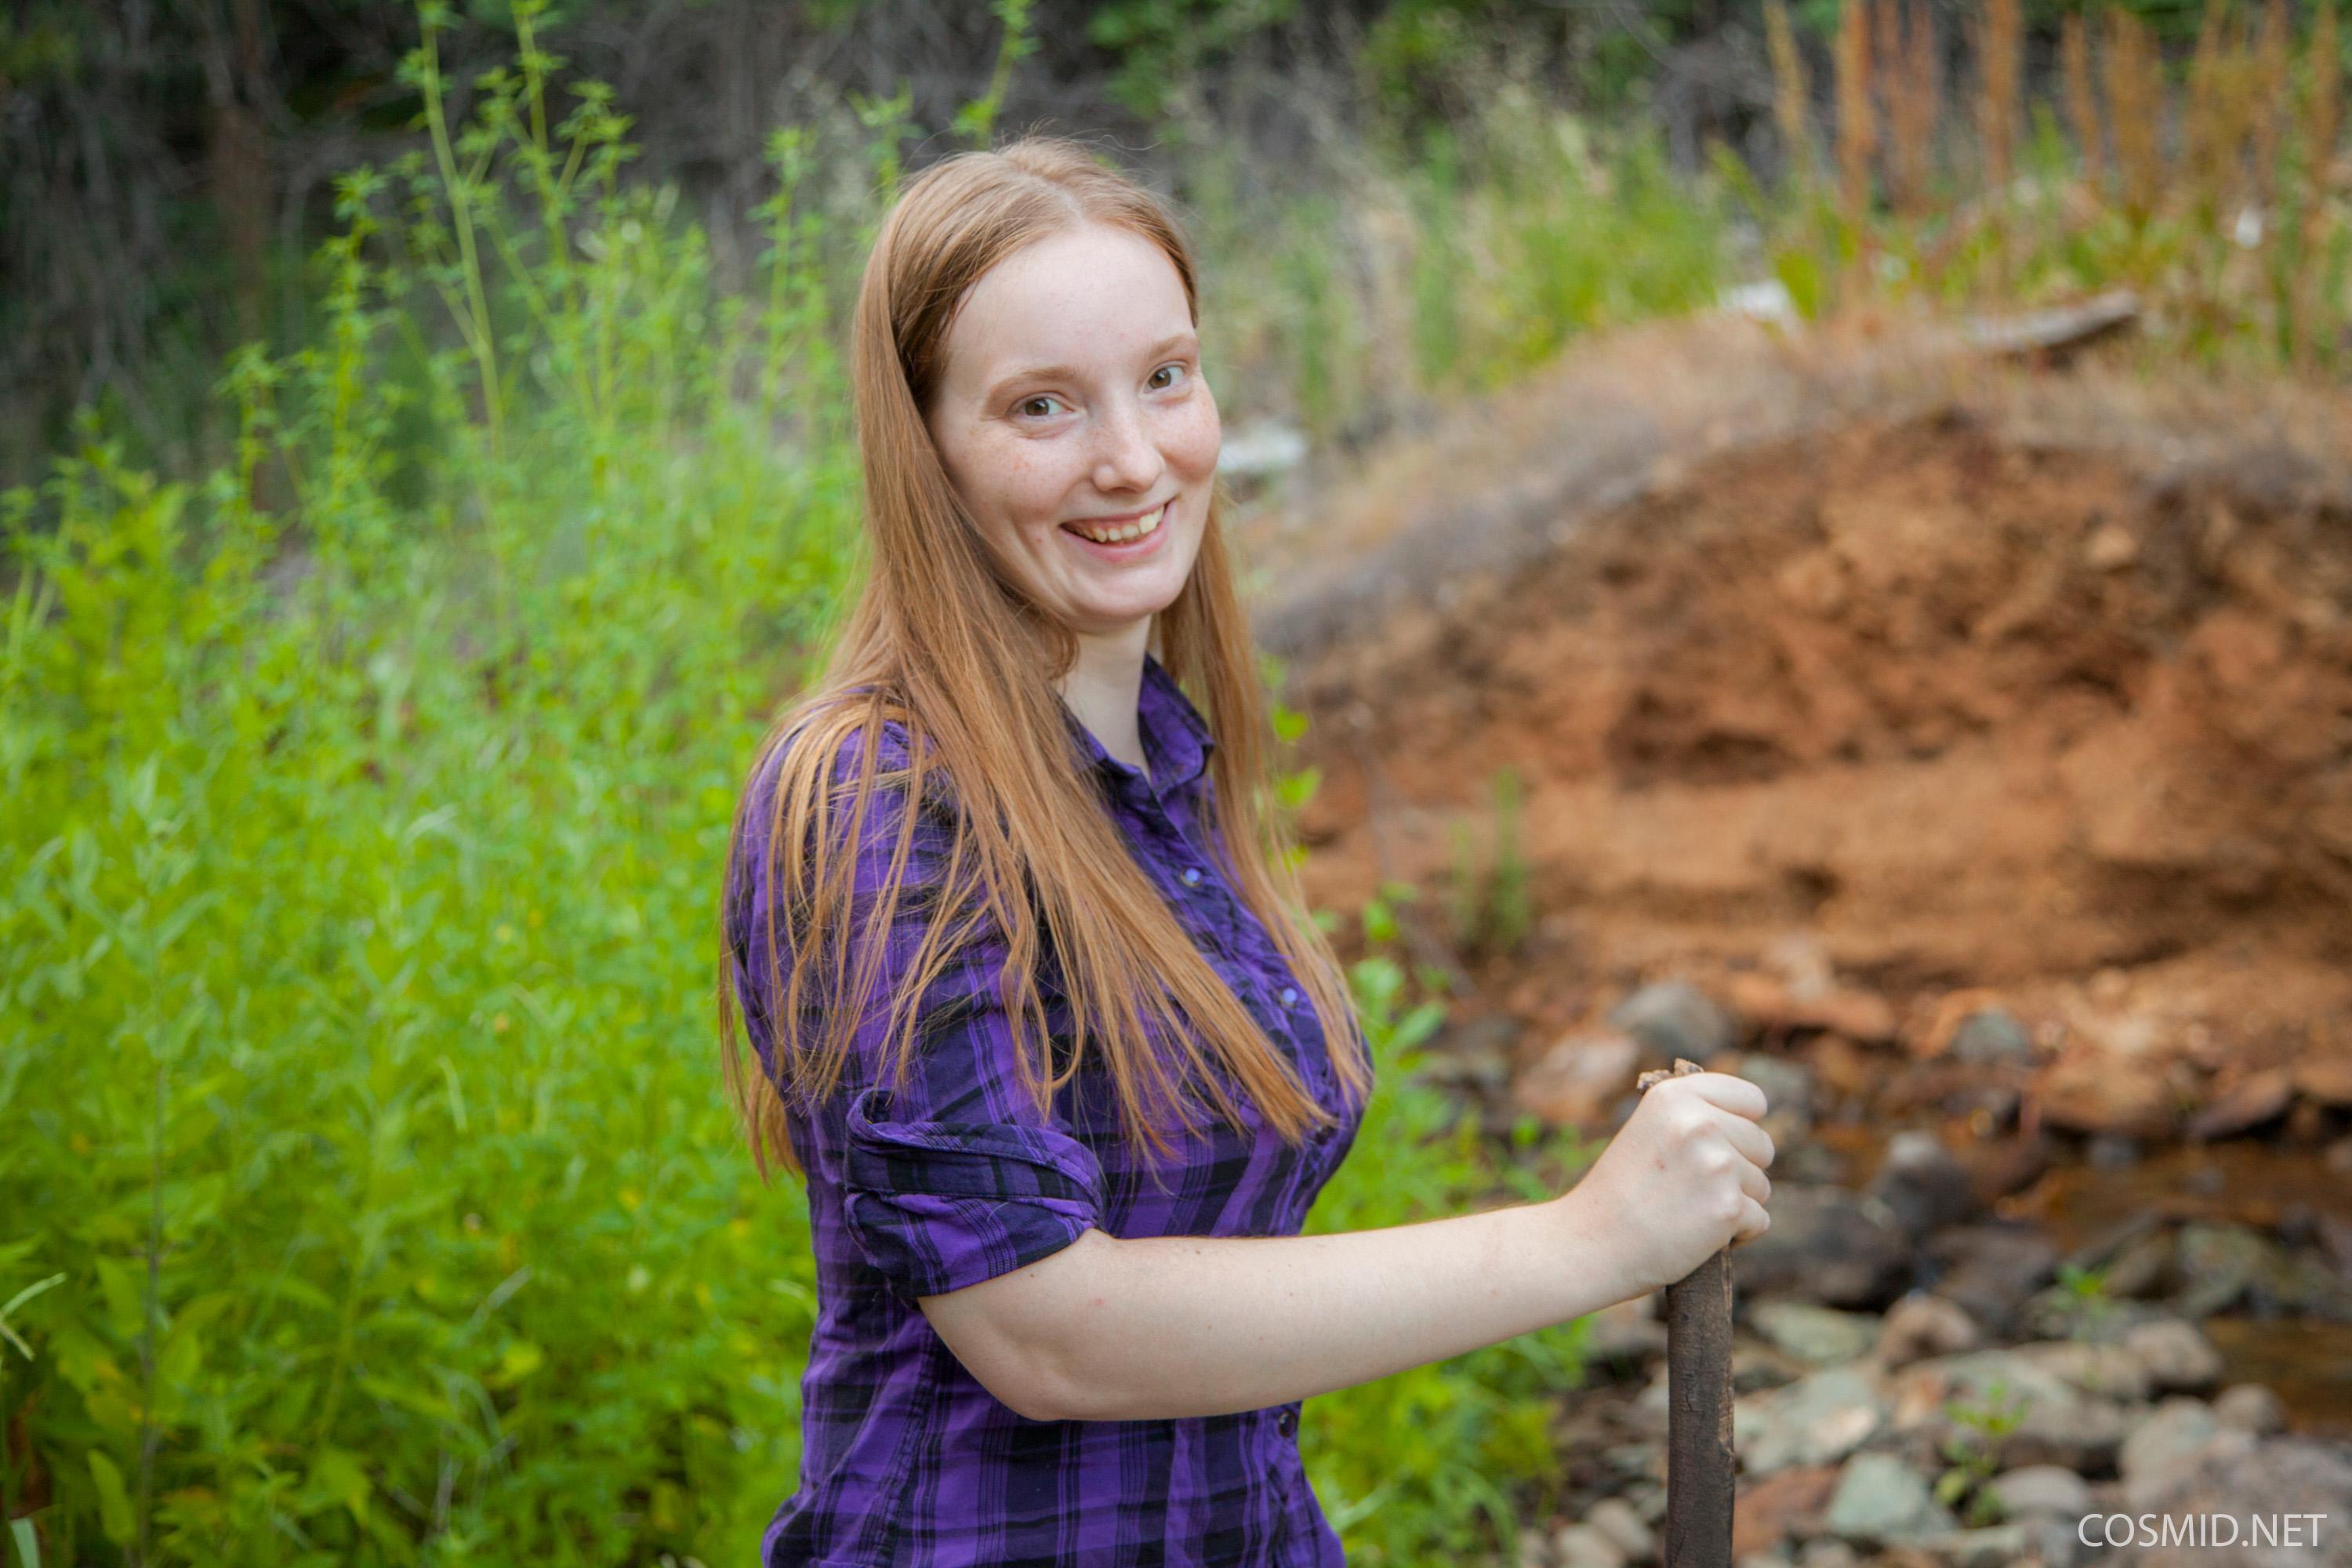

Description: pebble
[2212,1381,2288,1436]
[1584,1497,1655,1563]
[1876,1290,1982,1367]
[1823,1451,1957,1545]
[2122,1316,2223,1392]
[1549,1522,1626,1568]
[1987,1463,2092,1520]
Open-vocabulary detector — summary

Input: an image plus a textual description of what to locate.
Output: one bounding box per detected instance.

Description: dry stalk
[1974,0,2024,197]
[1894,0,1941,222]
[1836,0,1879,229]
[2062,12,2104,193]
[2252,0,2292,212]
[2105,6,2164,222]
[1767,0,1815,191]
[2294,0,2341,369]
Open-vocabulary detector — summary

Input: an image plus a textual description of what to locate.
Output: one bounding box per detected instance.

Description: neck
[1055,619,1152,775]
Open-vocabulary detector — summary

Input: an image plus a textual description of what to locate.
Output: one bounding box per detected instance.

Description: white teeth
[1073,500,1166,545]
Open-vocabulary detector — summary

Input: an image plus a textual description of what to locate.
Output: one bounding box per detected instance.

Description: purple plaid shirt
[726,653,1367,1567]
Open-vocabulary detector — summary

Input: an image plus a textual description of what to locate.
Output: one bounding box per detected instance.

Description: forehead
[939,223,1192,387]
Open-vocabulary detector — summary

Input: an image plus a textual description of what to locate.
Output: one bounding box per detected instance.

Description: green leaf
[86,1450,134,1546]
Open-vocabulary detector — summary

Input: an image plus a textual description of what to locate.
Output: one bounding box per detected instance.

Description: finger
[1737,1157,1771,1207]
[1730,1194,1772,1248]
[1681,1071,1769,1121]
[1711,1108,1777,1171]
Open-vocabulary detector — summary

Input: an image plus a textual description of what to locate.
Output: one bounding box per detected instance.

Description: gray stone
[2118,1396,2252,1508]
[2169,1223,2277,1318]
[2212,1381,2288,1436]
[1734,1365,1888,1476]
[1824,1452,1958,1545]
[1750,1301,1884,1367]
[1948,1008,2036,1067]
[2107,1436,2352,1566]
[1910,1523,2034,1568]
[1987,1464,2092,1521]
[1878,1291,1983,1368]
[2014,1338,2156,1403]
[2122,1317,2223,1393]
[1795,1542,1859,1568]
[1608,979,1736,1062]
[1585,1497,1655,1563]
[1733,1185,1914,1309]
[1900,1348,2132,1474]
[1925,1225,2058,1334]
[1867,1129,1978,1236]
[1549,1522,1627,1568]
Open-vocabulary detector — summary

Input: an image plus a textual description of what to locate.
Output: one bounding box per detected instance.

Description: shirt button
[1279,986,1299,1006]
[1180,866,1202,887]
[1275,1406,1298,1437]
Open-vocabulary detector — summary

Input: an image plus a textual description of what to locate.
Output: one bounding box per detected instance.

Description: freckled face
[924,223,1220,639]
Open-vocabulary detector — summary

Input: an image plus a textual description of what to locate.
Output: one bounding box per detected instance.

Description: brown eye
[1018,395,1061,419]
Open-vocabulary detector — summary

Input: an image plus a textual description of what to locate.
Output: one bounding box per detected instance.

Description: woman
[720,134,1775,1568]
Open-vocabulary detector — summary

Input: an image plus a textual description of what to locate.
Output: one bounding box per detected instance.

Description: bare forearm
[1027,1195,1635,1423]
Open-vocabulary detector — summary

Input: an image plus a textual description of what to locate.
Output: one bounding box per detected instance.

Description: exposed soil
[1254,307,2352,1138]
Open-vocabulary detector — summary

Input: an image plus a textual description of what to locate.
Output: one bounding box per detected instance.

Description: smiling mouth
[1062,500,1170,545]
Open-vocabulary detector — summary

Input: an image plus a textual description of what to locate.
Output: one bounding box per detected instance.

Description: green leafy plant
[1935,1380,2031,1527]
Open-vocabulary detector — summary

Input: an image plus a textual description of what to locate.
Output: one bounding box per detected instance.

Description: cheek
[1168,399,1221,479]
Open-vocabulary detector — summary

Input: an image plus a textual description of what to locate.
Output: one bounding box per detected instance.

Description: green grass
[0,6,1626,1563]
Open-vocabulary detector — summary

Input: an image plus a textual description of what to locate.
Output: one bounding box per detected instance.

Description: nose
[1091,395,1165,497]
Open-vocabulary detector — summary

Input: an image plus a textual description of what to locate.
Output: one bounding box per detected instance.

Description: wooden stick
[1634,1056,1737,1568]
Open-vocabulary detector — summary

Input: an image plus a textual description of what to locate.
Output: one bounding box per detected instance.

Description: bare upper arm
[916,1225,1115,1422]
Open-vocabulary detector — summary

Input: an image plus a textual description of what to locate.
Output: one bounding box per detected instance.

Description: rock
[1733,1552,1794,1568]
[2086,1132,2143,1168]
[1910,1523,2034,1568]
[1987,1465,2092,1521]
[1867,1130,1978,1235]
[1733,1185,1914,1309]
[1878,1292,1983,1368]
[1583,1291,1668,1366]
[1735,1366,1888,1475]
[2106,1436,2352,1566]
[1584,1497,1654,1563]
[1549,1521,1627,1568]
[1609,980,1735,1062]
[2099,1227,2176,1300]
[2118,1396,2249,1507]
[1629,1367,1672,1439]
[2122,1317,2223,1393]
[2292,1054,2352,1107]
[1750,1301,1884,1367]
[2212,1381,2288,1436]
[1955,1133,2053,1208]
[1889,1348,2132,1474]
[1794,1541,1858,1568]
[2035,1054,2177,1138]
[1518,1031,1647,1129]
[1740,1051,1818,1142]
[1923,1225,2059,1335]
[2013,1338,2155,1403]
[1733,1464,1842,1558]
[1824,1452,1958,1545]
[2169,1224,2274,1318]
[1947,1008,2037,1067]
[1726,974,1901,1044]
[2187,1067,2295,1140]
[1733,1338,1809,1393]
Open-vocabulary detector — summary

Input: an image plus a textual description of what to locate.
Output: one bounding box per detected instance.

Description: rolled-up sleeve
[731,717,1105,1304]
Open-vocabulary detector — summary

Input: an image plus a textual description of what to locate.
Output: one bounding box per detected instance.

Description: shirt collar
[1058,652,1217,804]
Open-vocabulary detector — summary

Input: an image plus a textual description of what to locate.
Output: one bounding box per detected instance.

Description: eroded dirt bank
[1279,395,2352,1139]
[1248,320,2352,1566]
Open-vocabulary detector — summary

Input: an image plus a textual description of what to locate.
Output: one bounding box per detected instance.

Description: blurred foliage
[0,4,1619,1562]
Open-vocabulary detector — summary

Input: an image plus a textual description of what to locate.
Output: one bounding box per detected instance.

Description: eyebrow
[982,329,1199,405]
